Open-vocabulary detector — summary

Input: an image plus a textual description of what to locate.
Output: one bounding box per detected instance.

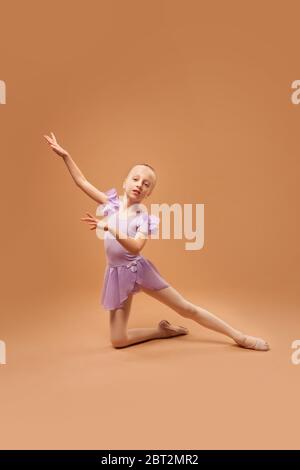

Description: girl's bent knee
[111,338,128,349]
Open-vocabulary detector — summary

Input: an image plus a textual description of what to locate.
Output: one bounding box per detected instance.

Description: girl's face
[123,165,156,202]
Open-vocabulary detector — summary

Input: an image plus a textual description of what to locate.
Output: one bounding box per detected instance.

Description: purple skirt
[100,256,170,310]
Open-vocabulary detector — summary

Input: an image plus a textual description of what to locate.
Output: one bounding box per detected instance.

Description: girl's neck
[120,193,146,217]
[121,192,146,209]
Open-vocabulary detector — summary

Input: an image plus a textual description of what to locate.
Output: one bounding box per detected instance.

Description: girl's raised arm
[43,132,108,205]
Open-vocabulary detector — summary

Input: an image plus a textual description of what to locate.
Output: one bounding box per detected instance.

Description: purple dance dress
[97,188,170,310]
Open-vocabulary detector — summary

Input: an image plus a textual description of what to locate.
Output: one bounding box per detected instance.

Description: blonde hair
[130,163,156,175]
[136,163,156,173]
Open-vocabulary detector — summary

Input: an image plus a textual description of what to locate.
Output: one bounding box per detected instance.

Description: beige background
[0,0,299,449]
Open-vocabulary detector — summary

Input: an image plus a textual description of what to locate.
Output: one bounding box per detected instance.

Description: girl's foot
[235,333,270,351]
[158,319,189,338]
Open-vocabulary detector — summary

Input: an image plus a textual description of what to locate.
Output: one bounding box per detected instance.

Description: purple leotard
[97,188,170,310]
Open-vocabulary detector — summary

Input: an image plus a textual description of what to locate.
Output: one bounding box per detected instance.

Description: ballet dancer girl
[44,132,270,351]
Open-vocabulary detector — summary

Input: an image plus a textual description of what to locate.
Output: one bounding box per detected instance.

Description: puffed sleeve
[96,188,120,217]
[136,213,160,236]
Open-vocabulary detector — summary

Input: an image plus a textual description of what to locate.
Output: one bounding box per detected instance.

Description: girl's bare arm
[80,214,148,254]
[44,132,108,205]
[109,226,148,254]
[63,153,108,204]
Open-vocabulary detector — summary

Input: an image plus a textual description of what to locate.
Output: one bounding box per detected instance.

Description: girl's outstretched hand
[80,212,108,231]
[43,132,70,158]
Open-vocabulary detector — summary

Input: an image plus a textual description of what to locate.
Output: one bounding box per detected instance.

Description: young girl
[44,132,270,351]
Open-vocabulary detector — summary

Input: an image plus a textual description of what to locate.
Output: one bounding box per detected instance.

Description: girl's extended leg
[109,293,188,349]
[141,286,270,351]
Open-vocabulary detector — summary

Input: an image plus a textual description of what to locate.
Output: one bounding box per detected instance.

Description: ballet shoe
[158,319,189,337]
[236,334,270,351]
